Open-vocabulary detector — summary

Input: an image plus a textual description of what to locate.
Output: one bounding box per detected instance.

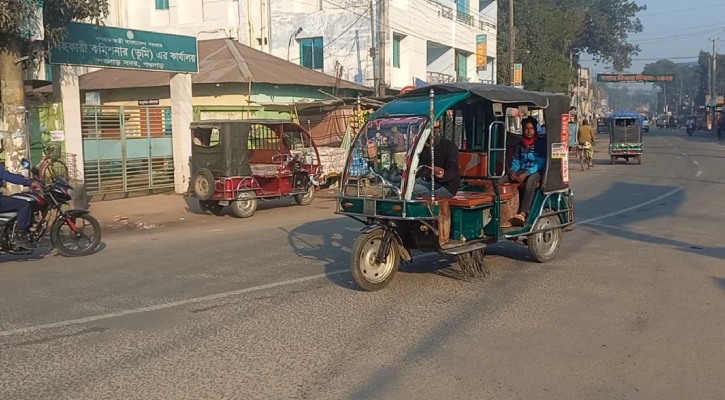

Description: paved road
[1,129,724,399]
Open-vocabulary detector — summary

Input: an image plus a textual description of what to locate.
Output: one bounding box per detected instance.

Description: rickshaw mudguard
[502,188,575,239]
[359,223,412,262]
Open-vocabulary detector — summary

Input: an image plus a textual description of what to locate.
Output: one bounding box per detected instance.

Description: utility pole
[678,74,683,114]
[508,0,515,86]
[711,38,717,129]
[663,82,667,114]
[369,0,378,97]
[378,0,386,96]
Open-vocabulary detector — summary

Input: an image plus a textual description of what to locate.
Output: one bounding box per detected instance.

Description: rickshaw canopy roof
[372,91,471,120]
[611,111,644,121]
[401,83,556,108]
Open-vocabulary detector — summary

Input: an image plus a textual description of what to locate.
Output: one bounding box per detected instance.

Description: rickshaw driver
[412,119,460,198]
[500,116,546,226]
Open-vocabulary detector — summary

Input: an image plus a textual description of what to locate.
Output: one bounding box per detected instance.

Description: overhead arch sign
[596,74,674,83]
[49,22,198,73]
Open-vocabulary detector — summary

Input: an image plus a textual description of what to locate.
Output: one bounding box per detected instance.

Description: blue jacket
[0,163,34,195]
[511,137,546,175]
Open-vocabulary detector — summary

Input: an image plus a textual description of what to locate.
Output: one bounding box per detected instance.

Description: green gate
[82,105,174,195]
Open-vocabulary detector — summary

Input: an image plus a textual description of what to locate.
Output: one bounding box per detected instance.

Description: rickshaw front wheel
[527,213,562,263]
[231,191,258,218]
[351,229,400,291]
[294,185,315,206]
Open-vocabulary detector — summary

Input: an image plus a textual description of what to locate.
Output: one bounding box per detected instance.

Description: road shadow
[712,276,725,294]
[184,195,308,217]
[581,182,725,261]
[0,237,107,264]
[647,128,725,146]
[285,217,498,290]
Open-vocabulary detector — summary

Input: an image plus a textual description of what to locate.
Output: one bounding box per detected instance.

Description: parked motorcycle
[0,159,101,257]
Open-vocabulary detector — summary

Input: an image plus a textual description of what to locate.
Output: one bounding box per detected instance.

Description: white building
[102,0,497,90]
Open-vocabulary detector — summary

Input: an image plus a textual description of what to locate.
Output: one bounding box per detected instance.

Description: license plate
[363,199,376,216]
[218,201,230,206]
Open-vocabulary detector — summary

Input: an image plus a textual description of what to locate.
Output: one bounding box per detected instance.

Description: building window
[299,37,324,70]
[456,51,468,82]
[392,34,402,68]
[155,0,169,10]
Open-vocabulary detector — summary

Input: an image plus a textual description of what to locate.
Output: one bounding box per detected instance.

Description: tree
[571,0,646,71]
[0,0,109,193]
[497,0,645,90]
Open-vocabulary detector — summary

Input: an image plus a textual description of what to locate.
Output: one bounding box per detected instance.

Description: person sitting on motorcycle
[500,116,546,227]
[0,163,42,248]
[577,119,596,167]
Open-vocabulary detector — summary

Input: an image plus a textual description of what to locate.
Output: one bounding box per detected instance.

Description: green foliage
[0,0,109,53]
[497,0,645,91]
[641,59,700,111]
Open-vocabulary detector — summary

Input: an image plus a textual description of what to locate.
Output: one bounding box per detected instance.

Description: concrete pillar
[170,73,193,194]
[57,65,87,208]
[58,65,84,179]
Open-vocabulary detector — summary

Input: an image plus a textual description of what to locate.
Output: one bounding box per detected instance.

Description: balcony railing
[456,11,474,27]
[423,0,495,29]
[479,20,496,30]
[456,76,471,83]
[427,71,455,84]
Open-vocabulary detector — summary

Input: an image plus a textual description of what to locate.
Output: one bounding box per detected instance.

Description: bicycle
[31,141,69,184]
[577,141,593,171]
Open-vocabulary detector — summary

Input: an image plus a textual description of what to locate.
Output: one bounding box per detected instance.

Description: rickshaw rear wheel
[193,169,215,200]
[636,155,642,165]
[351,229,400,291]
[294,185,315,206]
[610,156,616,165]
[231,191,258,218]
[528,212,562,263]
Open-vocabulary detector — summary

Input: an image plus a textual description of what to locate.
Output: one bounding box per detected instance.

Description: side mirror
[21,158,31,169]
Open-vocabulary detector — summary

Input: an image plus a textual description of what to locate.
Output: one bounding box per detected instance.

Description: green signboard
[596,74,675,83]
[49,22,198,73]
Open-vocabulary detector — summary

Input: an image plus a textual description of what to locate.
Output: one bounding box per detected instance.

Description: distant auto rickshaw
[609,111,643,165]
[336,83,575,291]
[189,119,323,217]
[596,117,609,135]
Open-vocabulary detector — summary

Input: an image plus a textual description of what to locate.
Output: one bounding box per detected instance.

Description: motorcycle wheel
[51,214,102,257]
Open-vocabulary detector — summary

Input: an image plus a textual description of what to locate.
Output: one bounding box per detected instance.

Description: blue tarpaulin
[611,111,644,121]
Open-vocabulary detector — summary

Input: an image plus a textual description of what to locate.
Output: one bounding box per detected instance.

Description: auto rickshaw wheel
[351,229,400,291]
[199,200,224,215]
[294,185,315,206]
[193,169,215,200]
[610,156,616,165]
[636,155,642,165]
[527,212,562,263]
[231,191,257,218]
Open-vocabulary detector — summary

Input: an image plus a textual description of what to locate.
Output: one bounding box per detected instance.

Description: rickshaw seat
[418,189,514,208]
[468,179,540,189]
[250,164,290,177]
[458,152,488,178]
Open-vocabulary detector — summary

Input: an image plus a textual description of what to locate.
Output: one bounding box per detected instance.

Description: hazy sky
[581,1,725,74]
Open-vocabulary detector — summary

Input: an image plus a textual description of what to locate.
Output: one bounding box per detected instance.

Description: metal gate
[82,105,174,195]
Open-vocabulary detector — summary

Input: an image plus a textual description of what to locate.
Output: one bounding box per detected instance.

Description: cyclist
[577,119,596,168]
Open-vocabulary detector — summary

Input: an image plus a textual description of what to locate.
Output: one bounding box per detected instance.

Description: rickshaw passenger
[412,120,460,198]
[500,116,546,226]
[391,126,407,167]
